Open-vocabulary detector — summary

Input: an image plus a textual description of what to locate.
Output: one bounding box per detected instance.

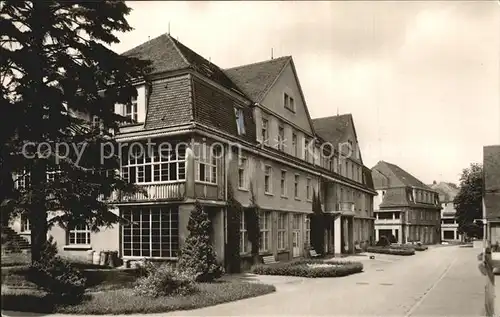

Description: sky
[110,1,500,185]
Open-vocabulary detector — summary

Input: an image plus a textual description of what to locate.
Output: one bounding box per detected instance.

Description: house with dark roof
[312,114,376,254]
[10,33,376,269]
[429,181,462,241]
[372,161,442,244]
[484,145,500,246]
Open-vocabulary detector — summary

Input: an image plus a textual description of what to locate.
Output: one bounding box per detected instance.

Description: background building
[372,161,442,244]
[429,181,462,242]
[484,145,500,247]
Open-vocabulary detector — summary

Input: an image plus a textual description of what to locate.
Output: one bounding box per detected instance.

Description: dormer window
[234,107,246,135]
[125,96,138,122]
[284,93,295,112]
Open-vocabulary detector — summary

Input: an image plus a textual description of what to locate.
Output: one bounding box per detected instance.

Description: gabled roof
[312,114,352,148]
[123,33,244,95]
[428,182,459,203]
[312,114,363,163]
[224,56,290,103]
[484,145,500,219]
[225,57,317,137]
[372,161,431,190]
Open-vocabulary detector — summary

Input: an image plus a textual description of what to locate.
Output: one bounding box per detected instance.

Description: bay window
[122,207,179,258]
[121,144,186,184]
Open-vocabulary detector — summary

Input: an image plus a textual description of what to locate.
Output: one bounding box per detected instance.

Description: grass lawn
[1,252,30,267]
[1,280,276,314]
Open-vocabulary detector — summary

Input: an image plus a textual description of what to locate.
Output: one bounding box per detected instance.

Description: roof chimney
[433,180,437,185]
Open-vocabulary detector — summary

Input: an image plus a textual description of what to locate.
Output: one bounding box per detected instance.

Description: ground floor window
[443,230,455,240]
[68,224,91,245]
[259,211,271,252]
[277,213,288,250]
[305,216,311,247]
[122,207,179,258]
[20,215,31,232]
[240,211,248,253]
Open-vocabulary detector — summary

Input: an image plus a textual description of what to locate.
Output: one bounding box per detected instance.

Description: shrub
[251,260,363,278]
[2,239,21,253]
[414,245,428,251]
[27,237,86,301]
[133,263,197,298]
[366,246,415,256]
[376,236,390,247]
[177,201,224,282]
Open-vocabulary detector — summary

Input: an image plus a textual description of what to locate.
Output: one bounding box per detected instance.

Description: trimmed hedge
[251,259,363,278]
[366,247,415,256]
[414,245,428,251]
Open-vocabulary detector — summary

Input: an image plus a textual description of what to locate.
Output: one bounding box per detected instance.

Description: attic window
[284,93,295,112]
[234,107,246,136]
[125,96,138,123]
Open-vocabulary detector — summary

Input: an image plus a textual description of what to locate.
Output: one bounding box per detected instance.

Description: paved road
[2,245,486,317]
[166,245,485,316]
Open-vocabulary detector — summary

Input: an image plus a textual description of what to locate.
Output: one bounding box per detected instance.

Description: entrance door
[292,214,301,257]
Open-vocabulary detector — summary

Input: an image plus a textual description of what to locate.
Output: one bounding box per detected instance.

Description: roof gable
[372,161,431,189]
[429,182,459,202]
[224,56,290,103]
[312,114,363,163]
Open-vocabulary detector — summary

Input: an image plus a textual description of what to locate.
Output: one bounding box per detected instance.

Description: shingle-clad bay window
[122,207,179,258]
[121,144,186,184]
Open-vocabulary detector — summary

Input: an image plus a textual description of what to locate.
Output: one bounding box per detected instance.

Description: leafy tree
[310,189,325,254]
[177,201,223,282]
[454,163,483,239]
[1,1,149,262]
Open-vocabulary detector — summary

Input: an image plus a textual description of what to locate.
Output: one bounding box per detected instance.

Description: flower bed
[251,259,363,277]
[366,246,415,256]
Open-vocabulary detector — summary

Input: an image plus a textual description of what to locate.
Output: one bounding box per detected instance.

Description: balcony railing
[105,182,185,203]
[375,218,403,224]
[336,202,355,212]
[324,202,355,214]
